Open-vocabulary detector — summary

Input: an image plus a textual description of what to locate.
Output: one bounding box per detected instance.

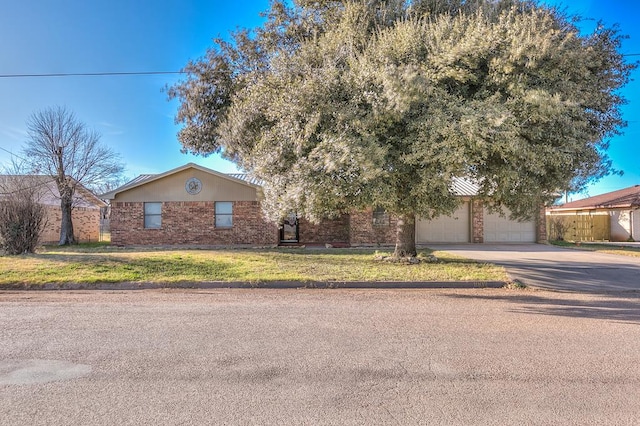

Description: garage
[483,207,536,242]
[416,202,470,243]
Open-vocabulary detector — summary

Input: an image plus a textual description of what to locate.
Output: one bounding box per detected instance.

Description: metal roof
[226,173,264,186]
[451,177,479,196]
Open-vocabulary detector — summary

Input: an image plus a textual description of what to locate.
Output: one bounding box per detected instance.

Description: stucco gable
[102,163,259,203]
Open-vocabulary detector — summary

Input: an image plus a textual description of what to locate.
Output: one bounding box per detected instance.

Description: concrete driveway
[429,244,640,293]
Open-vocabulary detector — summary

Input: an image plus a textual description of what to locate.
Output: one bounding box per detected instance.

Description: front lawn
[550,241,640,258]
[0,245,507,286]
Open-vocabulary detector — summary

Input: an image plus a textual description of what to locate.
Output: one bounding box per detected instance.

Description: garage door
[483,207,536,242]
[416,203,470,243]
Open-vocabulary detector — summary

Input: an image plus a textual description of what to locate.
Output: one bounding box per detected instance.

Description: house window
[215,201,233,228]
[144,202,162,229]
[372,206,389,227]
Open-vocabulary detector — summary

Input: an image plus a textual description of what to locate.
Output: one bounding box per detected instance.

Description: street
[1,289,639,425]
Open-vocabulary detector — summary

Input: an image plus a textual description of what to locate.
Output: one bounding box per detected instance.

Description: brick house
[101,163,546,246]
[0,175,106,244]
[547,185,640,242]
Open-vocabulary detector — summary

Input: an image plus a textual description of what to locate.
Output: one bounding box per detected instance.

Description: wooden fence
[546,214,610,242]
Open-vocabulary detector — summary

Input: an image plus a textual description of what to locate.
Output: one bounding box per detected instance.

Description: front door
[280,212,299,243]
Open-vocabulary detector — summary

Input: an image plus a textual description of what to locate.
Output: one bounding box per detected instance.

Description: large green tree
[169,0,633,256]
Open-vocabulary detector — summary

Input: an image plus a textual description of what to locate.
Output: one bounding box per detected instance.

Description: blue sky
[0,0,637,201]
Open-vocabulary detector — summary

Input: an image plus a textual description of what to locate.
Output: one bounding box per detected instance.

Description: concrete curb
[0,281,508,291]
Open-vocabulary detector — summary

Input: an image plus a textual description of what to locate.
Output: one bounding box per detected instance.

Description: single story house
[0,175,106,244]
[547,185,640,242]
[100,163,546,247]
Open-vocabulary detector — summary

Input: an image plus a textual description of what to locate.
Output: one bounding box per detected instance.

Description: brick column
[536,205,548,243]
[472,199,484,243]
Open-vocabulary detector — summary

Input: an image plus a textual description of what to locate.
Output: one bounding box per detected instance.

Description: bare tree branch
[23,106,124,245]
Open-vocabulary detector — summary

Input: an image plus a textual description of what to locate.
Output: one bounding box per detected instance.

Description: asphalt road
[429,243,640,293]
[2,289,640,425]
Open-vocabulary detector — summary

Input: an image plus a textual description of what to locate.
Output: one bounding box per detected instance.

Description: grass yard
[0,244,507,286]
[550,241,640,258]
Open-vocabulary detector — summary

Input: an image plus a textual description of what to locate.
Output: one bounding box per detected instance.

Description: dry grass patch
[0,245,507,286]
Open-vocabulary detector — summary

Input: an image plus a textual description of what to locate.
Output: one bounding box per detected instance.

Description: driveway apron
[428,244,640,293]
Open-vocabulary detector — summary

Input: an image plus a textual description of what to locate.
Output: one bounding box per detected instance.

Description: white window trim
[144,202,162,229]
[215,201,233,228]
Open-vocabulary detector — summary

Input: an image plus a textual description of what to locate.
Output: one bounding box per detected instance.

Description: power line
[0,145,28,162]
[0,71,185,78]
[0,54,639,79]
[0,176,58,196]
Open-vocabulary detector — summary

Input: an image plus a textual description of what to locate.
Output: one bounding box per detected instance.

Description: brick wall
[471,199,484,243]
[536,205,548,243]
[297,215,350,245]
[110,201,278,246]
[41,206,102,244]
[110,200,547,247]
[349,208,396,246]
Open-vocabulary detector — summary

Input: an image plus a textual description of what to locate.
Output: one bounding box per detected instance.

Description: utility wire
[0,177,58,196]
[0,71,185,78]
[0,55,639,78]
[0,145,28,162]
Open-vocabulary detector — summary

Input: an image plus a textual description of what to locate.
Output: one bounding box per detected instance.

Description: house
[0,175,106,244]
[100,163,546,247]
[547,185,640,242]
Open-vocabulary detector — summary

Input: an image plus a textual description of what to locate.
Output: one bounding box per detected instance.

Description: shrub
[548,216,571,241]
[0,176,47,254]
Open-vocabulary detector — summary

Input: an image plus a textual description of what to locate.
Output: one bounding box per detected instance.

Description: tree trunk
[393,212,416,258]
[59,196,76,245]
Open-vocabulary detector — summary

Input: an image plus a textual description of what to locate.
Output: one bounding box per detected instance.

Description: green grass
[550,240,640,258]
[0,245,507,286]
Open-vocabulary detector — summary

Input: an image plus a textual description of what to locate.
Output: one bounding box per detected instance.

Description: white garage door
[416,203,470,243]
[483,208,536,242]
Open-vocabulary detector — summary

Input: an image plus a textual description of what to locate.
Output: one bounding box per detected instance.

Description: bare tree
[24,106,124,245]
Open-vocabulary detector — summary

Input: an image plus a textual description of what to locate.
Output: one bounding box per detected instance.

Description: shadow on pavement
[447,292,640,324]
[428,244,640,294]
[497,262,640,294]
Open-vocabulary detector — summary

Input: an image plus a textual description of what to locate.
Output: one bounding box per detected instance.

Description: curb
[0,281,508,291]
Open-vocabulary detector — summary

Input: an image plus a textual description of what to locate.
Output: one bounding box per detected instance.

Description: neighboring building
[0,175,106,244]
[100,163,546,247]
[547,185,640,242]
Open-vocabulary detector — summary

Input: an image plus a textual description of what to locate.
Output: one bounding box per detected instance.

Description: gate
[547,214,610,241]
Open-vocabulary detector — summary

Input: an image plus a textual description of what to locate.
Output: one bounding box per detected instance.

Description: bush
[548,216,571,241]
[0,176,47,254]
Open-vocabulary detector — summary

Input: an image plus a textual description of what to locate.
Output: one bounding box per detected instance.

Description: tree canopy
[168,0,634,256]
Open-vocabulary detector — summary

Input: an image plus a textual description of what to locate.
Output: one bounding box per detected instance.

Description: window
[144,202,162,229]
[372,206,389,227]
[215,202,233,228]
